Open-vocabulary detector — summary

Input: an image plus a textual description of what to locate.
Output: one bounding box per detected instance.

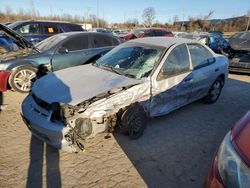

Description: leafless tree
[142,7,155,27]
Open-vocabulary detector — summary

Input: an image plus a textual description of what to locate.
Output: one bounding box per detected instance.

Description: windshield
[96,43,164,79]
[35,35,67,52]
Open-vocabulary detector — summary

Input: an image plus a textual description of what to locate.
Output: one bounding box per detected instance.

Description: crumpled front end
[22,80,151,152]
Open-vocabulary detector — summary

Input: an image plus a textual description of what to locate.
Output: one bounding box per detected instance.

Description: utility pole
[96,0,99,27]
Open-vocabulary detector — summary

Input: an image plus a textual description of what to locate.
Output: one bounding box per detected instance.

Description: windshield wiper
[97,64,135,78]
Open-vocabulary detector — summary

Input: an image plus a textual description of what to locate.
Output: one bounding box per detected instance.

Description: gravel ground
[0,74,249,188]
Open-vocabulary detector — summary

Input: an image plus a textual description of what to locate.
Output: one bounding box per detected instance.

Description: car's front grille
[32,93,51,111]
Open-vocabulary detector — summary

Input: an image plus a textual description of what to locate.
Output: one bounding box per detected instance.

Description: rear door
[51,34,91,71]
[89,33,120,58]
[187,43,217,102]
[40,22,63,41]
[150,44,193,117]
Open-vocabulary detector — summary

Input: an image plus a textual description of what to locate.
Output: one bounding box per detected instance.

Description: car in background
[0,25,122,93]
[121,28,174,41]
[178,32,229,54]
[6,20,84,44]
[205,111,250,188]
[21,37,228,152]
[112,29,129,36]
[90,28,113,35]
[227,31,250,74]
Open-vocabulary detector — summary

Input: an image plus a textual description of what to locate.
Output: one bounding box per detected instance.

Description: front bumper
[0,71,11,92]
[21,94,77,152]
[205,156,225,188]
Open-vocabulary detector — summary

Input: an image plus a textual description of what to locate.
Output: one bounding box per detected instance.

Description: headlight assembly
[217,132,250,188]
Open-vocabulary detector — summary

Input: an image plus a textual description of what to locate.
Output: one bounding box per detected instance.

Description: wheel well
[218,74,225,86]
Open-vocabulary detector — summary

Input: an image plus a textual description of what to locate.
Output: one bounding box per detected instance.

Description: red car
[121,28,174,41]
[205,111,250,188]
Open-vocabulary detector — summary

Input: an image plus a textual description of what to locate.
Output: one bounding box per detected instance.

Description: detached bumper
[0,71,11,92]
[21,94,76,152]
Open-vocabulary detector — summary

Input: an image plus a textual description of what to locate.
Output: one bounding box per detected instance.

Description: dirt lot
[0,74,249,188]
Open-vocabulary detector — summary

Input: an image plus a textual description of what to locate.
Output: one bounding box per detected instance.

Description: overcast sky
[0,0,249,23]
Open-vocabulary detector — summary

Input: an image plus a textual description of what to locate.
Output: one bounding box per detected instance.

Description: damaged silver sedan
[21,37,229,152]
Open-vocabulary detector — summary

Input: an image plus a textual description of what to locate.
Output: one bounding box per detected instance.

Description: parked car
[6,20,84,44]
[121,28,174,41]
[205,111,250,188]
[227,31,250,74]
[0,24,122,93]
[21,37,229,152]
[90,28,113,35]
[179,32,229,54]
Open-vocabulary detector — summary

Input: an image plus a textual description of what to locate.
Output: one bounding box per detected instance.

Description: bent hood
[32,64,141,106]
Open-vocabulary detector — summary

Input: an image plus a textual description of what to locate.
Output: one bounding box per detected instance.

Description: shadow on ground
[26,135,61,188]
[114,77,250,188]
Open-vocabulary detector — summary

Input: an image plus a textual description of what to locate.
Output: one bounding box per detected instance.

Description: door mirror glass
[58,47,68,54]
[208,57,215,64]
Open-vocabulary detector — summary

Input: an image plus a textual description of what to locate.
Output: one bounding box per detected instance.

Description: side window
[154,30,164,36]
[92,35,114,48]
[42,23,62,35]
[61,35,88,51]
[157,44,190,81]
[15,23,39,35]
[187,44,213,69]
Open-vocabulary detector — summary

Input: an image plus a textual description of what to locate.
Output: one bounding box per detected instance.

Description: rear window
[66,24,84,31]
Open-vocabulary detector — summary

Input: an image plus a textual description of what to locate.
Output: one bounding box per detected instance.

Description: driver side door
[51,34,91,71]
[150,44,193,117]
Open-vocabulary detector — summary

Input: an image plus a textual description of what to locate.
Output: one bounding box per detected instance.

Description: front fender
[0,71,11,92]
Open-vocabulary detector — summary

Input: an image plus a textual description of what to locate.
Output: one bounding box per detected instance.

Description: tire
[121,104,148,139]
[203,78,223,104]
[9,66,37,93]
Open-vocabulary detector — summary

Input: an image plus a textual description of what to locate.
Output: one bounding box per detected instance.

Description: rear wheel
[9,67,37,93]
[203,78,223,104]
[121,104,148,139]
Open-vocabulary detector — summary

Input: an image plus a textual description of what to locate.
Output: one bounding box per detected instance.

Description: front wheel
[203,78,223,104]
[9,67,37,93]
[121,104,148,139]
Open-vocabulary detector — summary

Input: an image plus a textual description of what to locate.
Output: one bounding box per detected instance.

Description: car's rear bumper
[0,71,11,92]
[21,94,76,152]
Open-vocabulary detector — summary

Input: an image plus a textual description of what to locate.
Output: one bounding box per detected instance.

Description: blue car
[1,20,84,47]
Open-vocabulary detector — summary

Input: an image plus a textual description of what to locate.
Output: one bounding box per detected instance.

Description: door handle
[215,68,219,72]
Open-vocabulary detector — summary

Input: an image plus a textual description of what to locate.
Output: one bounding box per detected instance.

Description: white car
[22,37,229,152]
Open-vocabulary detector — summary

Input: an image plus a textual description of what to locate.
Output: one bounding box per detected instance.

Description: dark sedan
[0,26,122,93]
[7,20,84,44]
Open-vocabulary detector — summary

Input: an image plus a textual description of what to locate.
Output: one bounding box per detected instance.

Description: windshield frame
[94,41,167,80]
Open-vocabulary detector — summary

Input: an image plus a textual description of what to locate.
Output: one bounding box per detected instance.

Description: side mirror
[208,57,216,64]
[58,47,69,54]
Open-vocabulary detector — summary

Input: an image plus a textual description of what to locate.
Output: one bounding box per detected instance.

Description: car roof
[129,37,198,48]
[55,31,117,38]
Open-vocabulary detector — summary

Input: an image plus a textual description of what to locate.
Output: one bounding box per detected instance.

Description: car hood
[32,64,142,106]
